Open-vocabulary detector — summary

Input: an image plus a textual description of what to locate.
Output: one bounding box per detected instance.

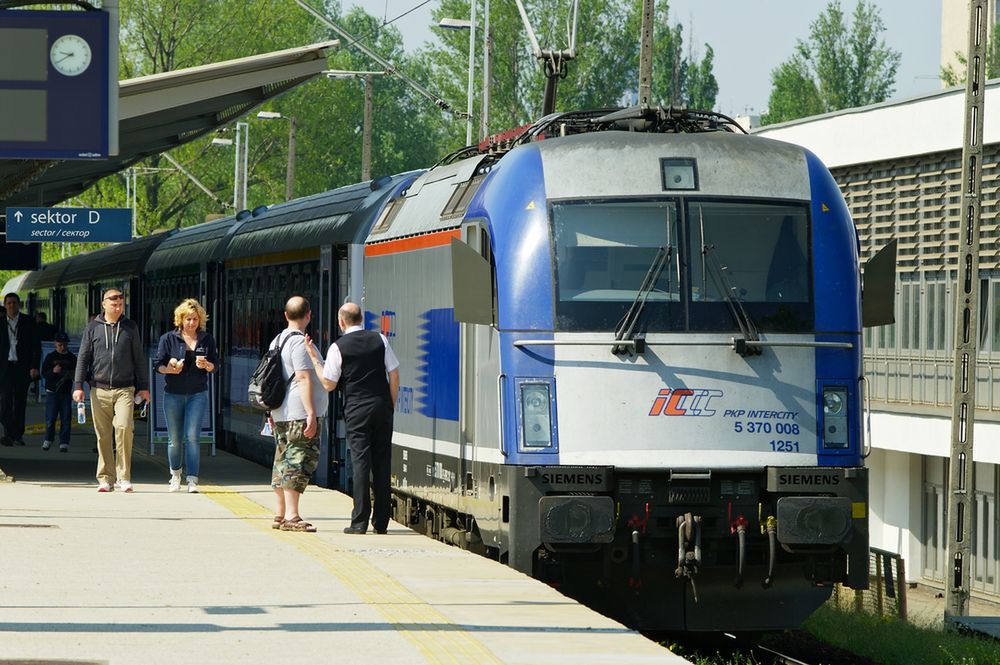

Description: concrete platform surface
[0,408,686,665]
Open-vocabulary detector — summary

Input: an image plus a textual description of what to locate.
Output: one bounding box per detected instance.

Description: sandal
[279,516,317,532]
[272,516,284,530]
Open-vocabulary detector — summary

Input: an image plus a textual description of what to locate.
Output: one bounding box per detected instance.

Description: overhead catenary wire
[292,0,462,116]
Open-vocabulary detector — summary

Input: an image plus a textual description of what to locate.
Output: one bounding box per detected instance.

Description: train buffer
[0,431,687,664]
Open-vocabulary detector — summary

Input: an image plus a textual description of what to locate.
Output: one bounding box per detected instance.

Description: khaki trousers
[92,387,135,484]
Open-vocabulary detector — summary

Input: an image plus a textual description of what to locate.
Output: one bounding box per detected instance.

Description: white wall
[753,82,1000,169]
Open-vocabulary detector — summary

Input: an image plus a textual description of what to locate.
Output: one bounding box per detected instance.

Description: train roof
[22,230,175,290]
[532,130,811,201]
[221,172,419,261]
[144,215,241,276]
[60,231,175,286]
[366,156,487,243]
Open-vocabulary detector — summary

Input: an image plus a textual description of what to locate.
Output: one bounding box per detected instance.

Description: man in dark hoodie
[72,288,150,492]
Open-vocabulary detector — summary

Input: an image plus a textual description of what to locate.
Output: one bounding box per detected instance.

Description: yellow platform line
[203,486,502,665]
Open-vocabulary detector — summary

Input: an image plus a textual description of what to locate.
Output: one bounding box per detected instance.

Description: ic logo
[648,388,723,417]
[380,310,396,337]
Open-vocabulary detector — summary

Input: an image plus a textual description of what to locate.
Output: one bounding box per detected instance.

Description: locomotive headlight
[823,391,844,416]
[520,381,553,448]
[822,386,849,449]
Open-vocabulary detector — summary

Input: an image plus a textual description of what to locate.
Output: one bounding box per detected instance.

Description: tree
[650,5,718,110]
[762,0,900,125]
[424,0,643,144]
[940,24,1000,86]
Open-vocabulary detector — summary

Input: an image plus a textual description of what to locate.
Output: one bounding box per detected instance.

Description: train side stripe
[365,228,460,257]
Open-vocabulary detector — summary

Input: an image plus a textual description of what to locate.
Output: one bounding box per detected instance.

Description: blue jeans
[164,391,208,476]
[44,391,72,445]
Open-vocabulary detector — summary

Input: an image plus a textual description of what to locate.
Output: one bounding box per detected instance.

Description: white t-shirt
[322,325,400,383]
[269,329,328,423]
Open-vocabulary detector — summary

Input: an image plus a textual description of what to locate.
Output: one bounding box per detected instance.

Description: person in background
[35,311,57,342]
[0,293,40,447]
[155,298,218,493]
[73,288,149,492]
[41,331,76,452]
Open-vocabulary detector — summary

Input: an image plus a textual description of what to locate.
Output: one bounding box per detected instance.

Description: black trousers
[0,365,30,440]
[345,404,394,531]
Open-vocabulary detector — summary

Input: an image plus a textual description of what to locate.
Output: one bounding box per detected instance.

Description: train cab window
[552,200,680,332]
[687,201,812,333]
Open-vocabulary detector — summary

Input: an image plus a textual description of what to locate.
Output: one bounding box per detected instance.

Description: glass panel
[552,200,680,332]
[993,280,1000,353]
[901,284,911,350]
[687,200,813,333]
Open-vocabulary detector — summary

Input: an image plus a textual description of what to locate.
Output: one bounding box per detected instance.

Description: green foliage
[801,604,1000,665]
[19,0,720,278]
[940,23,1000,86]
[650,4,718,109]
[424,0,644,142]
[762,0,900,125]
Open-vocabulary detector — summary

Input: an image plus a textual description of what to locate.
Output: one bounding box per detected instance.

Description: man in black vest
[0,293,41,446]
[306,302,399,534]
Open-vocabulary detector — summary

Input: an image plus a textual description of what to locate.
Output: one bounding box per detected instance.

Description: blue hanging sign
[5,207,132,243]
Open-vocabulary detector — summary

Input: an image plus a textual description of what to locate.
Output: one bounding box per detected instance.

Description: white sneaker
[187,476,199,493]
[168,472,181,493]
[97,480,112,492]
[41,440,51,451]
[119,480,134,493]
[58,443,68,453]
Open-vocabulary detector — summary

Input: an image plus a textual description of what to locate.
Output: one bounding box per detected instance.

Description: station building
[756,80,1000,599]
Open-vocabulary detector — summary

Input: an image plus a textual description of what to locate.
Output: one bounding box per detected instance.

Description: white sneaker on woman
[187,476,199,493]
[168,471,182,493]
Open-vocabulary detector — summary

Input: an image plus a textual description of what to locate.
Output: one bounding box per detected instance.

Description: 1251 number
[770,440,799,452]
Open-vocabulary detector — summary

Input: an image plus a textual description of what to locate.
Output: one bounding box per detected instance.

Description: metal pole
[232,127,240,210]
[945,0,988,624]
[240,121,249,211]
[638,0,654,106]
[362,76,373,181]
[466,0,476,145]
[481,0,490,141]
[286,116,296,201]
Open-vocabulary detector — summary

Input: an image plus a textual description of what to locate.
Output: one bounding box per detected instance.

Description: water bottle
[77,400,86,424]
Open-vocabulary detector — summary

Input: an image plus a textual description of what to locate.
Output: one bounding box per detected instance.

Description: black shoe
[343,526,367,535]
[13,439,24,446]
[0,436,12,447]
[374,529,387,535]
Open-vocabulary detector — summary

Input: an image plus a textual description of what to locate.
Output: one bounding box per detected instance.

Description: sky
[344,0,944,118]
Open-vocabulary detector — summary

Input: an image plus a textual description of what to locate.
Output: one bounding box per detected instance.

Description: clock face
[50,34,92,77]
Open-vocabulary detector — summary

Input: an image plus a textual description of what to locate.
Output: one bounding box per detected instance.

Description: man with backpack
[265,296,326,532]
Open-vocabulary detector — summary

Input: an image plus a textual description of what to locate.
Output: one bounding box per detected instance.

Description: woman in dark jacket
[155,299,218,493]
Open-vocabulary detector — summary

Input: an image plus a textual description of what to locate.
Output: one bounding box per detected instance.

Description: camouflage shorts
[270,419,320,493]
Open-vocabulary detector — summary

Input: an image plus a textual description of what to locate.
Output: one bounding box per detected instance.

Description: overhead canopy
[0,41,338,209]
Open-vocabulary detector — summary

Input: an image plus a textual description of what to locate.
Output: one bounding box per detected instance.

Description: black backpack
[247,331,304,412]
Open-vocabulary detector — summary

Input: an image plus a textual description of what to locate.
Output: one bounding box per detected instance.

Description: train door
[459,221,495,496]
[314,245,341,490]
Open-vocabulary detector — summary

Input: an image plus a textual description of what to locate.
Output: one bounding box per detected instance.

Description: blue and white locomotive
[15,106,891,633]
[363,108,887,631]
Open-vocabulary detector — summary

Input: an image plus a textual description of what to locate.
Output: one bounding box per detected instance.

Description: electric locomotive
[364,107,891,631]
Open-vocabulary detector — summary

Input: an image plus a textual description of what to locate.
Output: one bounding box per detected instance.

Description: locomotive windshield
[551,199,813,333]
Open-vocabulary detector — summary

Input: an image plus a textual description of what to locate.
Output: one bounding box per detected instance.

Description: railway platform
[0,401,685,665]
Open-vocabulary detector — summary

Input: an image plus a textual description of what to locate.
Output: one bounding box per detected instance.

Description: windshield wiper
[613,245,671,355]
[698,211,761,357]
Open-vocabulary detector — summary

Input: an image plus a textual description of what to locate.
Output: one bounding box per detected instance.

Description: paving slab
[0,401,687,665]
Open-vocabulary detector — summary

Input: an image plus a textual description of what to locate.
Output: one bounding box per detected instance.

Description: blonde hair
[173,298,208,331]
